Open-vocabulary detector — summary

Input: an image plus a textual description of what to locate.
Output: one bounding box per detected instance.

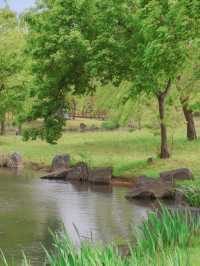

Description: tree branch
[156,79,171,98]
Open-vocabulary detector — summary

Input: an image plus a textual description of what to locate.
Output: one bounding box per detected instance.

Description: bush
[101,120,119,130]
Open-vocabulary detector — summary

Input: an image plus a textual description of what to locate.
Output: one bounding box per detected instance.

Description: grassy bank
[1,122,200,178]
[1,124,200,179]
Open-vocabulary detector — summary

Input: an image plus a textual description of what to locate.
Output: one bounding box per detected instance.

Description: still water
[0,169,151,265]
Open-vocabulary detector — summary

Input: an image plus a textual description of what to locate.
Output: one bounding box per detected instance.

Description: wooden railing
[68,112,107,121]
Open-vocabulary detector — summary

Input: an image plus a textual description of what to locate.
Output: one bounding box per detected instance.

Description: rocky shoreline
[0,152,196,207]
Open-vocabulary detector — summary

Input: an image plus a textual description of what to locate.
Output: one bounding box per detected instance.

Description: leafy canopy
[25,0,95,143]
[25,0,200,143]
[0,8,25,122]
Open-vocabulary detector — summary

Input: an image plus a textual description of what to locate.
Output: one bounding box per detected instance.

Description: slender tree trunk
[181,98,197,140]
[0,119,5,136]
[176,76,197,141]
[157,79,171,159]
[138,116,142,130]
[157,94,170,159]
[18,124,22,135]
[72,99,76,120]
[137,97,142,130]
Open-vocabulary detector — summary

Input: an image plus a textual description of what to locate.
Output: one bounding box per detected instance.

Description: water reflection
[0,169,151,265]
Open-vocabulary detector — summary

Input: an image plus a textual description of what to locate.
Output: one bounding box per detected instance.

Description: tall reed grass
[180,186,200,207]
[137,205,200,254]
[1,206,198,266]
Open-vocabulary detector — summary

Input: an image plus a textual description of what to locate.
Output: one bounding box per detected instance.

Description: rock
[7,153,23,169]
[88,167,112,185]
[40,163,113,185]
[160,168,193,181]
[41,170,69,180]
[174,190,188,206]
[147,157,154,164]
[66,162,89,181]
[80,123,87,132]
[52,154,70,171]
[126,176,175,199]
[42,162,89,181]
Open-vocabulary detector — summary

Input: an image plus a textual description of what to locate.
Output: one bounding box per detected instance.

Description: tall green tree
[0,7,25,135]
[176,40,200,141]
[25,0,95,143]
[89,0,200,158]
[26,0,200,155]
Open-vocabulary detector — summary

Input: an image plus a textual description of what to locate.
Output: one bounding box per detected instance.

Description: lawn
[1,121,200,179]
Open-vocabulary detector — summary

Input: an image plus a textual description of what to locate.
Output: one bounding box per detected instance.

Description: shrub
[101,120,119,130]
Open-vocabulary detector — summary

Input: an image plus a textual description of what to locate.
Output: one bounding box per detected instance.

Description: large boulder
[88,167,112,185]
[66,162,89,181]
[7,152,23,169]
[126,176,175,199]
[174,190,188,206]
[41,170,69,180]
[41,162,89,181]
[52,154,70,171]
[160,168,193,181]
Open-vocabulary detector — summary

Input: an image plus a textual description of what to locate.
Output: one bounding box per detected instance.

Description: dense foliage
[24,0,200,153]
[0,8,27,134]
[1,0,200,155]
[24,0,95,143]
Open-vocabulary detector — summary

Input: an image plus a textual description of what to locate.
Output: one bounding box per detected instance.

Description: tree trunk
[72,99,76,120]
[181,101,197,141]
[138,116,142,130]
[0,119,5,136]
[18,124,22,135]
[157,94,170,159]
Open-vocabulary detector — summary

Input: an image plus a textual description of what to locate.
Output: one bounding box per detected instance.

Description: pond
[0,169,152,265]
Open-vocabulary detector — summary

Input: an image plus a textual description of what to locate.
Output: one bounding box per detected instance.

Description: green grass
[2,207,199,266]
[177,185,200,207]
[24,118,103,131]
[1,125,200,179]
[137,205,200,253]
[1,123,200,265]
